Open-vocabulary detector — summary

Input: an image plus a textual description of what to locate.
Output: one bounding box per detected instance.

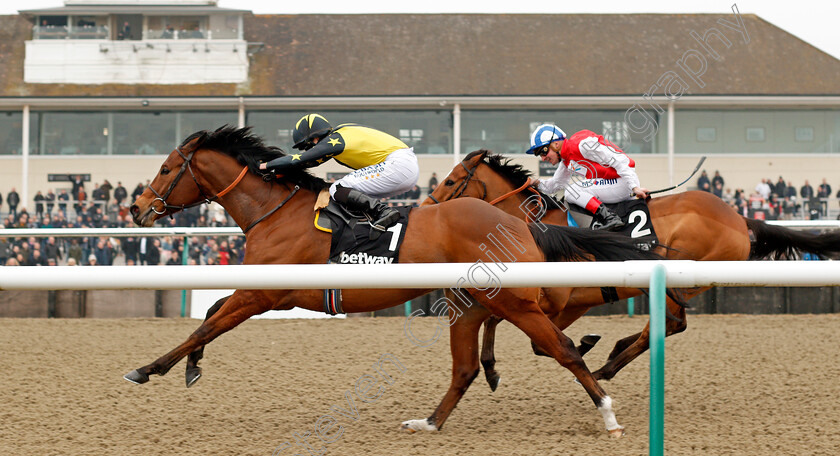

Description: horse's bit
[147,145,247,215]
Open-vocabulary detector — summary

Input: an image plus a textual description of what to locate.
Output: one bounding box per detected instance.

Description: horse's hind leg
[606,332,642,362]
[184,294,230,388]
[125,290,278,385]
[480,315,502,391]
[592,297,687,381]
[492,300,625,437]
[401,301,490,432]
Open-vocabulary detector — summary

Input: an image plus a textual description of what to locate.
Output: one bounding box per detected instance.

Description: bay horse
[425,150,840,389]
[126,126,665,437]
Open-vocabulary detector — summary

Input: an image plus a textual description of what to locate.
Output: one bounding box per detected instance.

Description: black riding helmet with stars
[292,114,333,150]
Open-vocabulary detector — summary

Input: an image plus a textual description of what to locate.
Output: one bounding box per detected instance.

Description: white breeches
[329,148,419,199]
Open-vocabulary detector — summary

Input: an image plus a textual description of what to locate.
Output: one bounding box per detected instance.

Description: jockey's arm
[260,142,335,172]
[536,162,571,195]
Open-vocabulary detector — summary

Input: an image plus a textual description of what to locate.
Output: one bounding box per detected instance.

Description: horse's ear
[463,149,489,164]
[183,132,209,152]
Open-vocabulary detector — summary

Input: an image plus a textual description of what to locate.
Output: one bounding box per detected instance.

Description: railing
[1,261,837,290]
[33,25,109,40]
[0,220,837,240]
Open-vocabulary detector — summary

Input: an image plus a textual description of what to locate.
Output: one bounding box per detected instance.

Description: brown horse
[425,150,840,389]
[126,127,666,437]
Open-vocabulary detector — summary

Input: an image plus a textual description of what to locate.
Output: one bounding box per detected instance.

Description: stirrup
[594,218,625,231]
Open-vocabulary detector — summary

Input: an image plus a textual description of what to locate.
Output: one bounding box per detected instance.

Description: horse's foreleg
[479,315,502,391]
[125,290,277,385]
[535,305,593,358]
[184,294,230,388]
[496,303,625,437]
[401,302,490,433]
[592,297,687,381]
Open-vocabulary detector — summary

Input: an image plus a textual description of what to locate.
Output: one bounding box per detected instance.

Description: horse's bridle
[147,145,248,215]
[426,159,546,220]
[427,161,487,204]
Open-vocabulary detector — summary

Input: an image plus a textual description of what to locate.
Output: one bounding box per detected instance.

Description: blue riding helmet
[527,124,566,154]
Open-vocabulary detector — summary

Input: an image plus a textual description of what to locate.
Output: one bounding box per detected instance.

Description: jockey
[527,124,649,231]
[259,114,419,231]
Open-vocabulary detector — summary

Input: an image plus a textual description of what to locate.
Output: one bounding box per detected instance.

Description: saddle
[312,192,411,315]
[313,190,411,264]
[565,198,658,249]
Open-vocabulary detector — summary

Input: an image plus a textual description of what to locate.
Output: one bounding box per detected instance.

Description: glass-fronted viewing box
[2,108,838,156]
[31,13,242,41]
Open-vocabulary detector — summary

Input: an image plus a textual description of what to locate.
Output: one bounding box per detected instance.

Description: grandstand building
[1,0,839,207]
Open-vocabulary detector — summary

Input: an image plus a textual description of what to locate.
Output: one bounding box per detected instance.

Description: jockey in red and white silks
[527,124,649,231]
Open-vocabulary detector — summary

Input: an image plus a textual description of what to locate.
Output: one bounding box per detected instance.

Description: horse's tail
[528,224,663,262]
[745,217,840,260]
[528,224,690,312]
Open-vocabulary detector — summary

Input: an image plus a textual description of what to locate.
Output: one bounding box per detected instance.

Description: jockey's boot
[345,189,400,231]
[594,204,626,231]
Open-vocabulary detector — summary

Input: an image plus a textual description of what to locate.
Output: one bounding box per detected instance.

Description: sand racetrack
[1,314,839,456]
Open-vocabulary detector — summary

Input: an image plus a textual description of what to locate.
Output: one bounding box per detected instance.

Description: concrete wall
[24,40,248,85]
[586,286,840,316]
[0,289,188,318]
[2,287,838,318]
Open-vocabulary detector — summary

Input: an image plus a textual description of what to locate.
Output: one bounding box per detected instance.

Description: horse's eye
[160,167,170,175]
[445,179,455,186]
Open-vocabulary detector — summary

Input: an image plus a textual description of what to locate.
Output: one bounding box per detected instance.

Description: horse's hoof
[124,369,149,385]
[608,426,626,438]
[400,419,438,433]
[486,373,501,392]
[577,334,601,357]
[581,334,602,346]
[186,367,202,388]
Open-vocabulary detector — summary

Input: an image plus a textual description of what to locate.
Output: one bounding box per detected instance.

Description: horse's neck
[496,192,568,226]
[215,173,311,232]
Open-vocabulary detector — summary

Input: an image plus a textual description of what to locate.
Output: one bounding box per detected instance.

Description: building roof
[1,13,839,98]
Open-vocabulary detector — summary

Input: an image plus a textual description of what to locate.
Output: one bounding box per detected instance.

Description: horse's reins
[426,161,487,205]
[148,145,245,215]
[147,145,299,233]
[428,161,545,219]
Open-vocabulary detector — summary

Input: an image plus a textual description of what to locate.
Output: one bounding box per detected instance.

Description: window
[0,112,38,155]
[696,127,716,142]
[69,15,108,39]
[38,112,108,155]
[34,16,68,39]
[112,112,176,155]
[247,110,452,154]
[29,111,235,155]
[462,110,654,155]
[745,127,765,142]
[794,127,814,142]
[675,109,840,153]
[147,16,207,39]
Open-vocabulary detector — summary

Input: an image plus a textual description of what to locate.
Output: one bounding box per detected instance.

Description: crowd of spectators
[0,176,430,267]
[696,170,839,221]
[0,178,247,267]
[2,170,838,266]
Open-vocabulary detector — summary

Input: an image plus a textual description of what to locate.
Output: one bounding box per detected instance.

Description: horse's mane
[465,149,533,188]
[181,125,329,193]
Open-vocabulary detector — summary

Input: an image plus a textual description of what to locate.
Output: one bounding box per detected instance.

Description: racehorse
[126,126,666,437]
[425,150,840,389]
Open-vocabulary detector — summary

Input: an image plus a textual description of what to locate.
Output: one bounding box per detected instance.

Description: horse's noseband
[146,145,229,215]
[430,161,487,204]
